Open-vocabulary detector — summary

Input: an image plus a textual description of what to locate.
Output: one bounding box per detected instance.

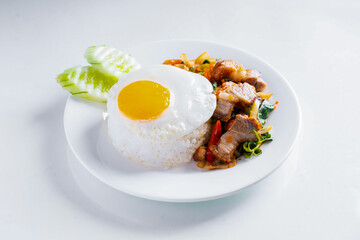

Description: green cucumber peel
[56,66,118,102]
[85,45,140,78]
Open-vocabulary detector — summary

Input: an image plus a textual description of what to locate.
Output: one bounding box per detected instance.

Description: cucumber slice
[56,66,118,102]
[85,45,140,78]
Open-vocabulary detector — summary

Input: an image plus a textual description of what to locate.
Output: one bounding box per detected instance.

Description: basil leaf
[211,81,218,92]
[258,100,274,124]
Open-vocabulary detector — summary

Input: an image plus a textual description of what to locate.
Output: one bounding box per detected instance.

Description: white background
[1,0,359,239]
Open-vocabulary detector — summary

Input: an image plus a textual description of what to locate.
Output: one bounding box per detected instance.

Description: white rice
[107,120,212,169]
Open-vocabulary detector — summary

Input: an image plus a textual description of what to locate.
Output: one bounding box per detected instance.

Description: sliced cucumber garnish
[85,45,140,78]
[56,66,118,102]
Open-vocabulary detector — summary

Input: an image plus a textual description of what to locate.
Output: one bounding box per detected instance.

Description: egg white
[107,64,216,142]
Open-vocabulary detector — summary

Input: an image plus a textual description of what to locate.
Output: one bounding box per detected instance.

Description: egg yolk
[118,80,170,121]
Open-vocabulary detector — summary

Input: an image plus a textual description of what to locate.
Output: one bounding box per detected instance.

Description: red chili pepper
[206,120,222,163]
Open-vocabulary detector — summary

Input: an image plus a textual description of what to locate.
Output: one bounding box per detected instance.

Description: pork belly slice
[239,69,267,92]
[210,114,262,162]
[221,82,257,107]
[193,146,206,162]
[213,82,257,122]
[213,60,267,92]
[213,60,245,81]
[213,94,235,122]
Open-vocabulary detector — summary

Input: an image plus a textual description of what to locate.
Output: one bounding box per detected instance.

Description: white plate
[64,40,301,202]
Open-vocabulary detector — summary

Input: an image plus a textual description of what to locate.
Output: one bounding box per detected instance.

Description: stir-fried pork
[220,82,257,107]
[213,60,267,92]
[236,69,267,92]
[213,94,235,122]
[213,60,245,81]
[210,114,262,162]
[193,146,206,162]
[213,82,257,122]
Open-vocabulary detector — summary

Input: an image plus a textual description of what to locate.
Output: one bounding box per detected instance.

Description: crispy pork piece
[213,94,235,122]
[210,114,261,162]
[242,69,267,92]
[231,69,267,92]
[221,82,257,107]
[193,146,206,162]
[213,60,245,81]
[213,60,267,92]
[213,82,257,121]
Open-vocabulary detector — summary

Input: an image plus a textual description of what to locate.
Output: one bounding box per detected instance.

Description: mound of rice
[107,120,212,169]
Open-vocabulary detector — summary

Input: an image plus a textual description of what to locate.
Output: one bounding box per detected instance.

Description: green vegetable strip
[242,130,273,158]
[56,66,118,102]
[258,99,275,125]
[85,45,140,78]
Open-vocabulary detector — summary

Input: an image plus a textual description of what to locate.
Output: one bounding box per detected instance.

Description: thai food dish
[57,46,276,170]
[163,52,276,169]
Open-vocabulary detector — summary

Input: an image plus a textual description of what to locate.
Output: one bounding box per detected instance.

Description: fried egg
[107,64,216,168]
